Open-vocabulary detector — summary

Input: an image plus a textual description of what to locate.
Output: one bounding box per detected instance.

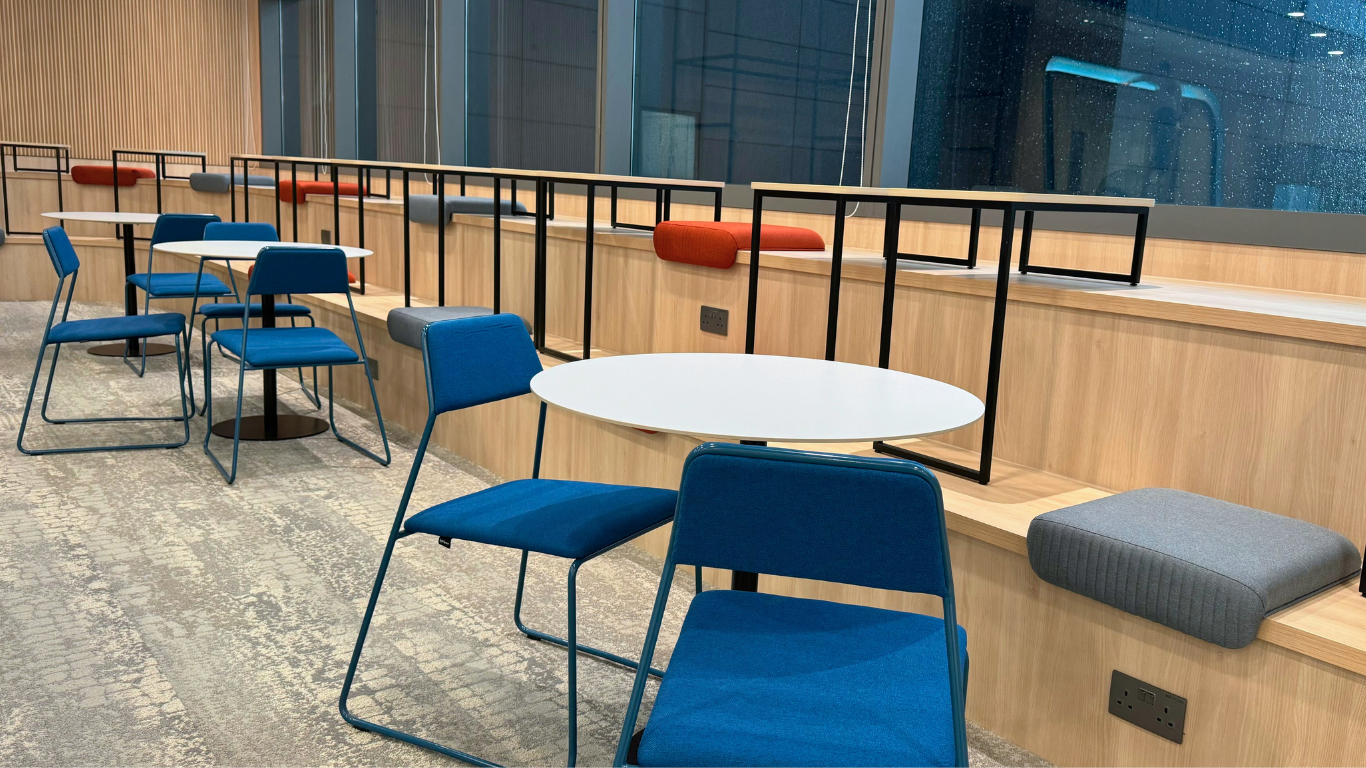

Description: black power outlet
[320,229,332,244]
[1109,670,1186,744]
[700,306,729,335]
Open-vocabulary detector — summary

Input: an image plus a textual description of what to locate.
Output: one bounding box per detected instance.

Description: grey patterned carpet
[0,300,1048,767]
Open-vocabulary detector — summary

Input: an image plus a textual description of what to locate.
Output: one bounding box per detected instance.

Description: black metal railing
[1,141,70,235]
[745,183,1154,485]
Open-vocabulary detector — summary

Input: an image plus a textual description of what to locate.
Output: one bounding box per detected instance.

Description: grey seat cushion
[189,172,276,193]
[387,306,531,350]
[1027,488,1361,649]
[408,194,529,225]
[0,227,6,246]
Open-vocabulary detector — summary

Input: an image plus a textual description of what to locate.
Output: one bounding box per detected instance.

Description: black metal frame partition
[1,141,70,235]
[744,183,1154,484]
[230,154,545,302]
[112,149,208,234]
[520,172,725,363]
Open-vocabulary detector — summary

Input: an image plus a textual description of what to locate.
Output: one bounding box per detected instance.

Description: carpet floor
[0,300,1048,767]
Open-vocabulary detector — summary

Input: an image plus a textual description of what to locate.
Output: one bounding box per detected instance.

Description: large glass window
[465,0,599,171]
[911,0,1366,213]
[375,0,436,163]
[633,0,878,184]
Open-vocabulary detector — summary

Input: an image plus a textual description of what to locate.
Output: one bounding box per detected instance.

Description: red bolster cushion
[248,264,357,284]
[277,180,366,203]
[70,165,157,186]
[652,221,825,269]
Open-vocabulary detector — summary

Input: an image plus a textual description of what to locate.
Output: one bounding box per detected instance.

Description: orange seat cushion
[653,221,825,269]
[71,165,157,186]
[277,180,366,203]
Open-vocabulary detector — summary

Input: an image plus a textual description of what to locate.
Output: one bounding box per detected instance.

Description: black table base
[88,341,175,358]
[211,414,329,441]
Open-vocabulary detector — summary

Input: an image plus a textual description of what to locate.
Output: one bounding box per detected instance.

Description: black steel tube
[975,204,1018,484]
[493,175,502,314]
[968,208,981,268]
[437,172,446,307]
[877,202,902,369]
[1018,210,1035,273]
[825,197,846,361]
[744,193,764,354]
[403,169,411,307]
[583,183,595,359]
[1129,212,1149,285]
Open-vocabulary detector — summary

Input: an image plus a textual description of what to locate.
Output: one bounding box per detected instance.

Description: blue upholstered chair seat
[198,302,311,319]
[404,479,678,559]
[128,272,234,298]
[211,327,359,367]
[637,590,968,768]
[47,312,186,344]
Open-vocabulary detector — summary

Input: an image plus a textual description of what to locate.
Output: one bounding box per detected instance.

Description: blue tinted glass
[911,0,1366,213]
[466,0,599,171]
[633,0,877,184]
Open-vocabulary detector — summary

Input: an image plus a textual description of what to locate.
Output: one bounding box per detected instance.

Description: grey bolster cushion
[407,194,530,225]
[386,306,531,350]
[189,172,276,193]
[1027,488,1361,648]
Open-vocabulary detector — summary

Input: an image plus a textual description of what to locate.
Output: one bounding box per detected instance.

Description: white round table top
[151,240,373,259]
[530,353,985,443]
[41,211,161,225]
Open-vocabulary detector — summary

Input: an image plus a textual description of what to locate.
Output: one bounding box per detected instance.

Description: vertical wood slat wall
[0,0,261,165]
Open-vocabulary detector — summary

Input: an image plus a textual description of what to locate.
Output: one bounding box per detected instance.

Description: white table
[41,211,164,357]
[530,353,984,590]
[154,240,373,442]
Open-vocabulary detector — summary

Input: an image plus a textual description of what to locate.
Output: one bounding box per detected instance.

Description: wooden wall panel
[0,0,261,165]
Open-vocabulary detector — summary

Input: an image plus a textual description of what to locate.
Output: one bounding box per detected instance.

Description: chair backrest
[149,213,220,247]
[204,221,277,241]
[246,247,350,297]
[671,443,953,596]
[42,226,80,278]
[422,314,543,415]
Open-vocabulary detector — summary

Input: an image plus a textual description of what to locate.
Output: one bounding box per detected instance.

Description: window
[911,0,1366,213]
[633,0,878,184]
[465,0,599,171]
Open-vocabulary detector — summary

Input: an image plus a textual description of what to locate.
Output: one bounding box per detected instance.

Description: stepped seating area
[5,166,1366,766]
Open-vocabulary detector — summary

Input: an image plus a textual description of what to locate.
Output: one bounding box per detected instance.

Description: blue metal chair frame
[338,319,699,767]
[201,247,390,483]
[126,213,232,380]
[613,443,970,767]
[188,222,319,415]
[18,227,190,455]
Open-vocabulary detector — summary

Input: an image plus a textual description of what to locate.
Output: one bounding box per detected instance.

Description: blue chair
[126,213,231,377]
[202,247,389,483]
[615,444,969,768]
[18,227,190,455]
[339,314,692,767]
[188,221,319,414]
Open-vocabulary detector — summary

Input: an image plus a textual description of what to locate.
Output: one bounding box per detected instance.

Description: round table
[153,240,373,442]
[41,211,168,357]
[530,353,985,590]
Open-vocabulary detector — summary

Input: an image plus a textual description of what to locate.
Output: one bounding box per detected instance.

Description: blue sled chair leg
[201,246,390,484]
[19,227,191,455]
[340,314,682,767]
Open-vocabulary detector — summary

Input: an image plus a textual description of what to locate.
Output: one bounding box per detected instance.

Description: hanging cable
[433,0,441,164]
[422,0,430,168]
[838,0,861,188]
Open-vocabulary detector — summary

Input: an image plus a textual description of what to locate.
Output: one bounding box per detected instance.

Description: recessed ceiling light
[1288,10,1306,16]
[1329,50,1345,55]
